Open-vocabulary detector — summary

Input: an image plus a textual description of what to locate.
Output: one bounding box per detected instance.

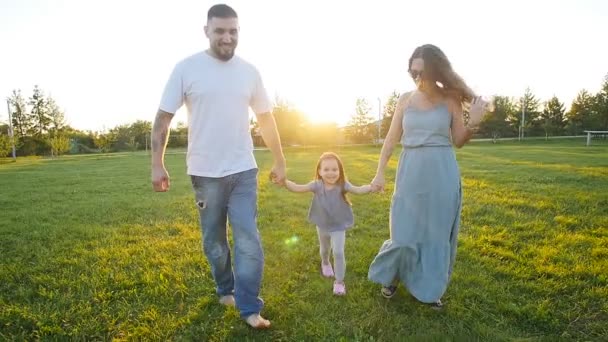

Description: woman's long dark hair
[409,44,476,108]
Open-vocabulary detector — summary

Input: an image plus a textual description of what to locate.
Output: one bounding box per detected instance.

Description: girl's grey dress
[368,102,462,303]
[308,180,354,232]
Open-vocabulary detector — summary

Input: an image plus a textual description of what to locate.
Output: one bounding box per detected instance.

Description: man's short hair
[207,4,238,21]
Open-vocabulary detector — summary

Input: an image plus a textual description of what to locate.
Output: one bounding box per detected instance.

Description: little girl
[284,152,372,295]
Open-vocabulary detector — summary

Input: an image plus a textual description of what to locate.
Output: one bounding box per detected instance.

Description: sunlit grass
[1,138,607,340]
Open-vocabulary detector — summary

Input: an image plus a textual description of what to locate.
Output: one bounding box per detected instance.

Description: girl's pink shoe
[333,281,346,296]
[321,263,334,277]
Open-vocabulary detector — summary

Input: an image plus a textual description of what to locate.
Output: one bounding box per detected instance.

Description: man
[150,4,286,329]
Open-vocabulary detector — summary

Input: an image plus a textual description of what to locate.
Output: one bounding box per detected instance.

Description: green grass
[1,138,607,341]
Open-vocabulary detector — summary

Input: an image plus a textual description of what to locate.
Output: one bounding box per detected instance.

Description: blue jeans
[191,168,264,317]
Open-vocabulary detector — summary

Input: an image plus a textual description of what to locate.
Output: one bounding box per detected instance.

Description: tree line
[2,74,607,157]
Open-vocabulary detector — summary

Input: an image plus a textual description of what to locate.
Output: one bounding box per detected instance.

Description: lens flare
[284,235,299,246]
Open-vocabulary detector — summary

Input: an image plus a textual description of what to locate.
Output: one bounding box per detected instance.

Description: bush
[0,135,11,157]
[18,136,51,156]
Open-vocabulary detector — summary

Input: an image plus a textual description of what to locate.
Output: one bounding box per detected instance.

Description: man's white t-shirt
[159,51,272,178]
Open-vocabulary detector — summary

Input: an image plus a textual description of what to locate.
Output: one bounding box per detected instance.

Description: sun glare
[290,95,352,126]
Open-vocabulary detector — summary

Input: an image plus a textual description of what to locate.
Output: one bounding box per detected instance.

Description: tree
[346,98,374,143]
[593,73,608,130]
[7,89,30,138]
[272,96,307,146]
[478,96,516,141]
[94,131,116,152]
[381,91,400,138]
[129,120,152,150]
[103,121,151,152]
[566,89,595,135]
[46,96,66,135]
[49,135,71,157]
[168,121,188,148]
[509,88,541,137]
[28,85,51,136]
[540,96,566,139]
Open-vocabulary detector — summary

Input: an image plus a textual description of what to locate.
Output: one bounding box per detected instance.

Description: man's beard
[212,43,236,61]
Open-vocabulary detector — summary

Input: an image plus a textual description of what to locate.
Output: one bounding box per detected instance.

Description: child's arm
[346,182,373,195]
[284,180,314,193]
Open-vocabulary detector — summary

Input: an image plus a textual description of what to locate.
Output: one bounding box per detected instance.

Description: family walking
[150,4,491,329]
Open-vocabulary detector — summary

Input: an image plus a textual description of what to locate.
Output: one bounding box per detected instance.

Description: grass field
[1,138,607,341]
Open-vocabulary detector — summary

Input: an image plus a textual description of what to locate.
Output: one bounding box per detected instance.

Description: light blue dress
[368,102,462,303]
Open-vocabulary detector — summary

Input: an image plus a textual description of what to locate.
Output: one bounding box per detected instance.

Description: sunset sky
[1,0,607,131]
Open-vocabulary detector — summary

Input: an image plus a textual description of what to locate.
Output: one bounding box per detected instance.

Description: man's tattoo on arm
[152,111,173,152]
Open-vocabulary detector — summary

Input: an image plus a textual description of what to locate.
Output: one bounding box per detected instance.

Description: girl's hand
[371,173,385,193]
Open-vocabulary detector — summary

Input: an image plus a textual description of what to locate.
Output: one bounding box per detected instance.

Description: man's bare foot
[245,314,271,329]
[219,295,235,307]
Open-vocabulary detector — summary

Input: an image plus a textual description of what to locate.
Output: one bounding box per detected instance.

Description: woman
[368,44,491,308]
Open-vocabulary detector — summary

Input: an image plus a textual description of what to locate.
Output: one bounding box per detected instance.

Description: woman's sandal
[429,299,444,310]
[381,285,397,299]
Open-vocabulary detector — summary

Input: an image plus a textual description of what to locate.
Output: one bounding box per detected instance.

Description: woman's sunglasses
[409,69,423,80]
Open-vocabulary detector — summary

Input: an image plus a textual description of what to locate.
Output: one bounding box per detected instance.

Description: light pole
[377,97,381,144]
[6,99,16,160]
[520,96,526,141]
